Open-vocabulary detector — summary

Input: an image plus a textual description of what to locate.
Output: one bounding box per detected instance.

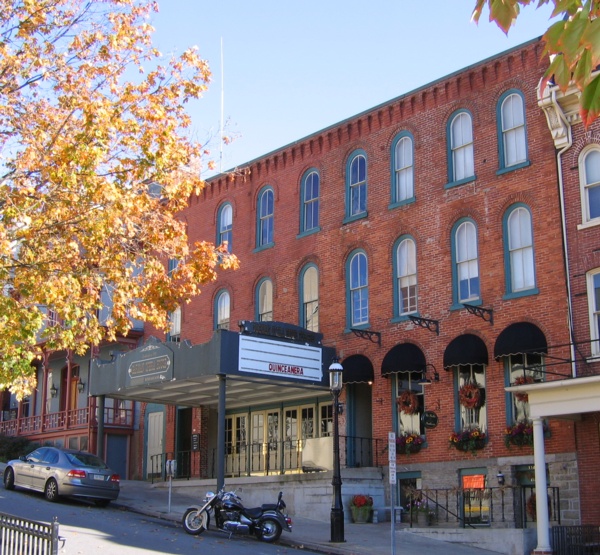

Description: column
[532,417,552,554]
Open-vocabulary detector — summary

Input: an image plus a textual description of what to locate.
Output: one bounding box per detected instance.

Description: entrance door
[146,411,163,479]
[107,434,128,479]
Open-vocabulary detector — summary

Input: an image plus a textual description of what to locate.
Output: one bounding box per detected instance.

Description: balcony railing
[0,405,133,437]
[149,436,387,482]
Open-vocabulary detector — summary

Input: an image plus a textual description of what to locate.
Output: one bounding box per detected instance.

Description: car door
[14,448,46,488]
[29,447,53,491]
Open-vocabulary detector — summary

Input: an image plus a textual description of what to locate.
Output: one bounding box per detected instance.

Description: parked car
[3,446,120,507]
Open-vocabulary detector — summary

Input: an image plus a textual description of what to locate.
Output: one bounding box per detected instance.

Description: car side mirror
[19,455,27,461]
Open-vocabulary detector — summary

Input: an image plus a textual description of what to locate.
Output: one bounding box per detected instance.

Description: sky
[150,1,558,177]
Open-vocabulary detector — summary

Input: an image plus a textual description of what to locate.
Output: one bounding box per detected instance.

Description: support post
[330,387,345,542]
[532,417,552,555]
[216,374,226,492]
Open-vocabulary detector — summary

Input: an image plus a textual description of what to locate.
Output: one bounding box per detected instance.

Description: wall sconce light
[77,378,85,394]
[497,472,505,486]
[418,364,440,386]
[50,383,58,398]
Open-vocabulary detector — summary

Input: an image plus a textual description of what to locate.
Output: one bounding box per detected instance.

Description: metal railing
[552,525,600,555]
[0,512,63,555]
[149,436,385,481]
[407,485,560,528]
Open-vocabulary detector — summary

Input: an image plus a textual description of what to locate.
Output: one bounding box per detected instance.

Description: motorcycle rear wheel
[182,508,210,535]
[257,518,282,543]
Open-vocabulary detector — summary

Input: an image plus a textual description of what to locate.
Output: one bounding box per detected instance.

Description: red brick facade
[137,38,592,524]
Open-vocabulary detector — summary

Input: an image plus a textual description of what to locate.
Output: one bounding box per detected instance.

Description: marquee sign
[239,335,322,382]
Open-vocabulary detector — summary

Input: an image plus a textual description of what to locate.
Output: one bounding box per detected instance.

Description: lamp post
[329,357,345,543]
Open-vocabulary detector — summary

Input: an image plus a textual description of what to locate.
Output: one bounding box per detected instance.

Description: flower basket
[349,494,373,523]
[396,432,424,455]
[505,420,550,448]
[449,428,486,454]
[397,390,419,415]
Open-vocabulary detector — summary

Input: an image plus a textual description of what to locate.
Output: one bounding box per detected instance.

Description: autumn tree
[0,0,238,398]
[472,0,600,126]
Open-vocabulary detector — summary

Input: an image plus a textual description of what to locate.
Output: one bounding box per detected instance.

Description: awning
[342,354,374,384]
[443,334,489,368]
[381,343,426,376]
[494,322,548,359]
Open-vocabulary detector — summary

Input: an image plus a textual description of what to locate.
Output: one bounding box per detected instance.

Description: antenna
[220,37,224,174]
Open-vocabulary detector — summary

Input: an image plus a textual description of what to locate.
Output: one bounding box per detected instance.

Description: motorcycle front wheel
[182,508,210,535]
[257,518,282,543]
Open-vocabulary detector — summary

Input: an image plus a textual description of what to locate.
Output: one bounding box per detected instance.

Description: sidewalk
[114,479,502,555]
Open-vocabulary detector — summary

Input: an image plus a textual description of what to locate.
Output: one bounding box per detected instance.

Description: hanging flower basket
[459,383,484,409]
[397,390,419,415]
[513,376,534,402]
[449,428,486,454]
[396,433,424,455]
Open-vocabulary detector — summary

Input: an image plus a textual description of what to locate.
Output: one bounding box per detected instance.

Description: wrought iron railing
[149,436,386,481]
[407,485,560,528]
[552,525,600,555]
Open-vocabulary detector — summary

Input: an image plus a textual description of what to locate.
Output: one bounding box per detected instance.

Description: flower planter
[350,505,372,523]
[455,439,486,452]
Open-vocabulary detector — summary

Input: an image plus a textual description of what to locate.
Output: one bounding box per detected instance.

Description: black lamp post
[329,357,345,543]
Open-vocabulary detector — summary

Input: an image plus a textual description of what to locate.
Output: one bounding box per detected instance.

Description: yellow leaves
[0,0,236,389]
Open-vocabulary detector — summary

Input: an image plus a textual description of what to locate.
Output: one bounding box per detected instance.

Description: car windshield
[66,453,108,469]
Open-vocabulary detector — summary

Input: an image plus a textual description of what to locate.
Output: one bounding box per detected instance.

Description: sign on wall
[239,335,322,382]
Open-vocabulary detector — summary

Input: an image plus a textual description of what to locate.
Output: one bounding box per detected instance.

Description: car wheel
[44,478,59,502]
[4,468,15,490]
[95,499,111,508]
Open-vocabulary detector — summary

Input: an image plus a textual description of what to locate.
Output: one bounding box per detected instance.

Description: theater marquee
[239,335,323,382]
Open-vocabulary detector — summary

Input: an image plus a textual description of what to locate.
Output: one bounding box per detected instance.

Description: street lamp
[329,357,345,543]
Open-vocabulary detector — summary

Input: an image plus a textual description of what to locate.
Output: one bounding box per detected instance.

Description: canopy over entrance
[91,324,334,410]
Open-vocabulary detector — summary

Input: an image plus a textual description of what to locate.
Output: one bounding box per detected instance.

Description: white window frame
[579,146,600,227]
[450,112,474,182]
[501,93,527,168]
[587,269,600,357]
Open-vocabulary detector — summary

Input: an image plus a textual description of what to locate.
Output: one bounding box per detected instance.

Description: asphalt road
[0,485,317,555]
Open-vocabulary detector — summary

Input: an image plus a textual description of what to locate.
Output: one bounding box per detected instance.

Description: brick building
[125,36,583,542]
[4,36,597,552]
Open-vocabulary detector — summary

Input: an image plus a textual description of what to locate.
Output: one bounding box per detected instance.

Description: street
[0,486,316,555]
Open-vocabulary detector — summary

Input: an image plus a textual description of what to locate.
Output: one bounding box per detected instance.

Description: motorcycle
[182,488,292,543]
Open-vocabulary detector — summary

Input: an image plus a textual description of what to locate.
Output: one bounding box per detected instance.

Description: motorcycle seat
[261,504,278,511]
[246,507,265,519]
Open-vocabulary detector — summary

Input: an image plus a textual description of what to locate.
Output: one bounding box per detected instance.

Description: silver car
[3,446,120,506]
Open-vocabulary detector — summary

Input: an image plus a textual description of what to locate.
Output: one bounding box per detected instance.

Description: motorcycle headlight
[205,491,215,501]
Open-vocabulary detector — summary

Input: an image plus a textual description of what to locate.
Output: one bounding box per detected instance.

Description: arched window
[504,205,536,295]
[215,290,230,330]
[347,251,369,327]
[257,279,273,322]
[580,146,600,224]
[346,151,367,220]
[392,133,414,204]
[498,90,528,170]
[301,170,320,234]
[218,203,233,252]
[453,220,479,304]
[448,110,474,185]
[395,237,417,316]
[257,187,274,248]
[300,265,319,331]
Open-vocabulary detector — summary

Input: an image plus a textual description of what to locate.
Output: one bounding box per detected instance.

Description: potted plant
[349,494,373,523]
[448,427,486,454]
[396,432,425,455]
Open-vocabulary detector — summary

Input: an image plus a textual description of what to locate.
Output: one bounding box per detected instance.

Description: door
[146,411,163,479]
[106,434,128,479]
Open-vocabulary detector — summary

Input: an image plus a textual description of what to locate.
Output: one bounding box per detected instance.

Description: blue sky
[151,1,557,176]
